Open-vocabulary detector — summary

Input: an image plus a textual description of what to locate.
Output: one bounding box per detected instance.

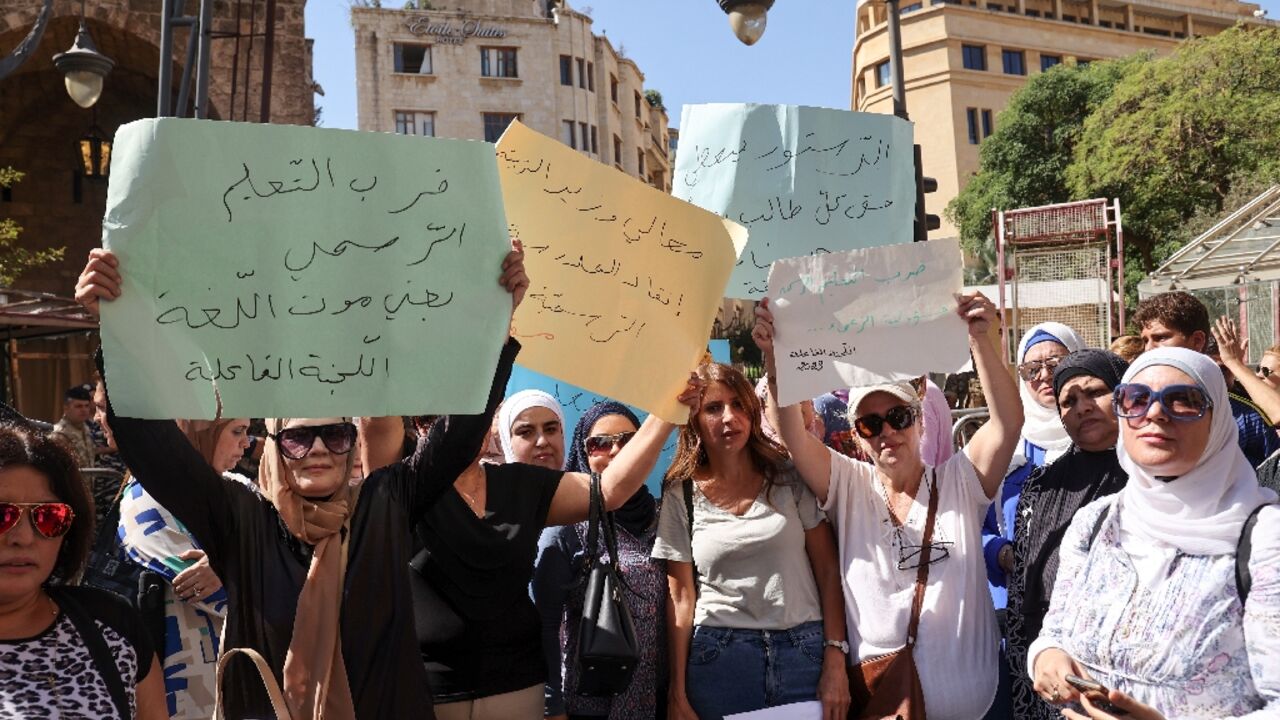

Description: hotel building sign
[404,16,509,44]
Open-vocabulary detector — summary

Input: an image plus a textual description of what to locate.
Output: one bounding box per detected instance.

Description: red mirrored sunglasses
[0,502,76,539]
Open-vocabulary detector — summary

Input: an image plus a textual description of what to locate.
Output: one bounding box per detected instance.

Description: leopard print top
[0,613,140,719]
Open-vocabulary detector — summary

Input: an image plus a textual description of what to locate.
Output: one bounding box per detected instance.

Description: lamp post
[717,0,775,46]
[53,18,115,108]
[0,0,53,81]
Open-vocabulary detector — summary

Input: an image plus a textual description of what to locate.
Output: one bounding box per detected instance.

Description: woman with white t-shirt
[753,291,1023,720]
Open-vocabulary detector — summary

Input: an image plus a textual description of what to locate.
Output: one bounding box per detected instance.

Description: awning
[0,289,98,340]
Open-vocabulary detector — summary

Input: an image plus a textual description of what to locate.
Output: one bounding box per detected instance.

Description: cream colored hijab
[259,418,358,720]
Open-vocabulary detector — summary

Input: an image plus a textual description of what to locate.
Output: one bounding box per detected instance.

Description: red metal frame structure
[995,198,1124,361]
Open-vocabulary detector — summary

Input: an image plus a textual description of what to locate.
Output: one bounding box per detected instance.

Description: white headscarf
[1116,346,1277,555]
[498,389,566,467]
[1014,322,1085,465]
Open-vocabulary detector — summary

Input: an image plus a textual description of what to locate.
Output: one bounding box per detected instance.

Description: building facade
[353,0,672,190]
[851,0,1273,239]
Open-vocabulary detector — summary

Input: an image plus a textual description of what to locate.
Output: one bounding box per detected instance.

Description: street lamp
[79,125,111,178]
[52,1,115,109]
[718,0,775,46]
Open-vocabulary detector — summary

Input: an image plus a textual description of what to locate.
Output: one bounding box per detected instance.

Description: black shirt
[104,339,517,720]
[413,461,563,702]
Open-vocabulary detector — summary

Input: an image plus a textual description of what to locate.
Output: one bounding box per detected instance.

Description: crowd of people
[0,243,1275,720]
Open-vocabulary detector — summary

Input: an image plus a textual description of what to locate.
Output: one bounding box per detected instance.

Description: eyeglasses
[0,502,75,539]
[1259,366,1275,379]
[853,404,919,439]
[584,431,636,456]
[1017,355,1067,381]
[1113,383,1213,421]
[897,539,953,571]
[268,422,358,460]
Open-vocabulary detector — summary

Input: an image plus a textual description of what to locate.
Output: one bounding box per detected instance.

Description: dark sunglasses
[854,404,919,439]
[583,431,636,456]
[1113,383,1213,421]
[0,502,75,539]
[1259,366,1274,379]
[268,422,358,460]
[1017,355,1067,382]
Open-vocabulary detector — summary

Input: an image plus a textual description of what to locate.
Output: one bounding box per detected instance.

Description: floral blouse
[1029,496,1280,719]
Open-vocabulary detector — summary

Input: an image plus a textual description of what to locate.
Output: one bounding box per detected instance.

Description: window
[610,75,619,103]
[577,58,586,88]
[1076,58,1092,67]
[562,120,577,149]
[634,91,643,119]
[988,3,1003,10]
[981,109,993,138]
[394,43,433,74]
[1062,13,1077,21]
[613,135,623,167]
[591,126,599,154]
[1099,19,1113,27]
[1040,54,1061,70]
[1026,9,1041,17]
[394,110,435,137]
[579,122,589,151]
[637,149,645,176]
[586,63,595,92]
[559,55,572,85]
[483,113,519,142]
[966,108,980,145]
[480,47,518,78]
[1002,49,1026,75]
[901,2,923,11]
[962,44,987,70]
[875,60,891,88]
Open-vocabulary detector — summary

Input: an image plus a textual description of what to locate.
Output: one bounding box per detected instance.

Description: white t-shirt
[824,448,998,720]
[652,467,826,630]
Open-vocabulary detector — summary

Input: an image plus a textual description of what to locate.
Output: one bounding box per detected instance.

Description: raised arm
[1214,317,1280,425]
[545,377,701,527]
[754,298,835,503]
[958,292,1023,500]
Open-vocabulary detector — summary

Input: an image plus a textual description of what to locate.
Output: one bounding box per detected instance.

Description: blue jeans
[686,620,825,720]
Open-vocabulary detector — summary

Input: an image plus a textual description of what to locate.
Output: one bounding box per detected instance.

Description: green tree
[644,89,664,110]
[0,168,64,287]
[946,54,1145,255]
[1068,25,1280,273]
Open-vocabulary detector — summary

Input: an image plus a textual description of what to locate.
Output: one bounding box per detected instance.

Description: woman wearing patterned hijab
[532,401,667,720]
[1006,350,1130,720]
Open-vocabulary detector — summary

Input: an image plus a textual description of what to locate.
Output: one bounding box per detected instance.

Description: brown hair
[664,363,789,492]
[1133,292,1210,341]
[1109,335,1145,363]
[0,422,94,583]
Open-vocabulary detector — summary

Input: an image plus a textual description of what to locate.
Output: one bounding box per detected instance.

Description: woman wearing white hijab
[1031,346,1279,719]
[498,389,567,469]
[984,323,1085,605]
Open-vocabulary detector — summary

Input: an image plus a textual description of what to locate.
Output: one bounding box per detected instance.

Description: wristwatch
[824,639,850,654]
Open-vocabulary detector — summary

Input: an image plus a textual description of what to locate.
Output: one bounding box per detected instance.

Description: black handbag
[574,473,640,697]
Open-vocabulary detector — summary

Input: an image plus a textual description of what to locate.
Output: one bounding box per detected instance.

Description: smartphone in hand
[1064,674,1130,717]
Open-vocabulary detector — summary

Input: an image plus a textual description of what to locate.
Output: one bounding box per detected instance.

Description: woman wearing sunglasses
[754,292,1023,720]
[0,422,166,719]
[1030,346,1279,719]
[653,362,850,720]
[532,401,667,720]
[116,415,255,720]
[78,244,545,719]
[1004,350,1131,720]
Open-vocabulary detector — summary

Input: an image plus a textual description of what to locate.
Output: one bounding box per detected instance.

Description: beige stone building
[851,0,1274,239]
[352,0,672,190]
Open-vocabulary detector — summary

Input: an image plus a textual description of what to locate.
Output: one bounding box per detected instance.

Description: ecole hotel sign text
[404,16,509,44]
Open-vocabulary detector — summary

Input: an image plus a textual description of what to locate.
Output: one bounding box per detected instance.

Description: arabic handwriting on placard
[682,133,892,189]
[184,351,391,395]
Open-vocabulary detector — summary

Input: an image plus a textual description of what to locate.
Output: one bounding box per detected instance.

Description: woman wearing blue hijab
[532,402,668,720]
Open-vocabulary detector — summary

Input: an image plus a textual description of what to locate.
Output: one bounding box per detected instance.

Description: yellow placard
[497,121,747,424]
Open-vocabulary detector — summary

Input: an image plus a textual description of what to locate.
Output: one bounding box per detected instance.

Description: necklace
[455,476,485,518]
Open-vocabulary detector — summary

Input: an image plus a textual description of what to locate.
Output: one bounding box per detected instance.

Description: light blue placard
[673,104,916,299]
[709,339,731,364]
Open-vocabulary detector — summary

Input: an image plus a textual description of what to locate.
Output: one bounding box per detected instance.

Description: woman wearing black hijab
[1007,349,1131,720]
[532,401,667,720]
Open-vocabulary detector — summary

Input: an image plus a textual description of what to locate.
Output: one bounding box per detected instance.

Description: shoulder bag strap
[905,469,940,647]
[1237,502,1274,605]
[682,478,700,588]
[214,647,291,720]
[584,473,603,567]
[56,590,132,720]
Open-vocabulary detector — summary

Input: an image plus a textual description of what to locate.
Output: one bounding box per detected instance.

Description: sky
[305,0,1280,132]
